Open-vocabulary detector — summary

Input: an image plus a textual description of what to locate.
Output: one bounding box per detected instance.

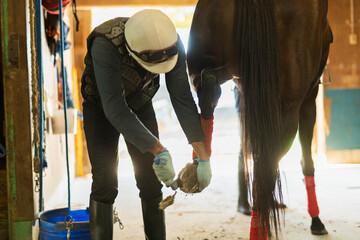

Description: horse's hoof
[237,203,252,216]
[311,228,328,235]
[311,216,328,235]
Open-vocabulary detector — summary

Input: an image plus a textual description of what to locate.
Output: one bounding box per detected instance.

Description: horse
[187,0,332,239]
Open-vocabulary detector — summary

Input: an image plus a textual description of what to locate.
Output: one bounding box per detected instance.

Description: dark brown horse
[187,0,332,239]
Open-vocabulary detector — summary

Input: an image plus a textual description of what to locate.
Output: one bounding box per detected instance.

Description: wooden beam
[77,0,198,9]
[1,0,34,238]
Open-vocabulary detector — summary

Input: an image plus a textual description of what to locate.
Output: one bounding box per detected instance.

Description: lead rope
[58,0,72,213]
[32,0,46,212]
[58,2,76,236]
[29,0,40,196]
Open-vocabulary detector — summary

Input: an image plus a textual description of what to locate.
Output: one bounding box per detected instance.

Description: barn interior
[1,0,360,239]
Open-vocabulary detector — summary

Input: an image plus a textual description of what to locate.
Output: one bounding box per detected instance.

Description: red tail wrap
[304,176,320,218]
[250,211,268,240]
[192,115,214,158]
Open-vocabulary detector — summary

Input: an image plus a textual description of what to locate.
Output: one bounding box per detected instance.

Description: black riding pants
[83,100,163,204]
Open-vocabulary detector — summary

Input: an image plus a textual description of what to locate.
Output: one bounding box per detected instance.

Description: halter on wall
[126,41,178,63]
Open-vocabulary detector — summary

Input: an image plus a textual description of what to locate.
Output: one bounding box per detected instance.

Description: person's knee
[136,175,162,200]
[91,168,118,204]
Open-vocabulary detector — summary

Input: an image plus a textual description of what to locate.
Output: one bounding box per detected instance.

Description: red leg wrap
[192,114,214,158]
[304,176,320,218]
[250,211,268,240]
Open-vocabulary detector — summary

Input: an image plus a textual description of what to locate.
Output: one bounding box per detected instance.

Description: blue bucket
[39,208,90,239]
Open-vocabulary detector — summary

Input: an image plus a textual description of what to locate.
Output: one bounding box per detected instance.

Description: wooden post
[73,10,92,175]
[0,0,34,239]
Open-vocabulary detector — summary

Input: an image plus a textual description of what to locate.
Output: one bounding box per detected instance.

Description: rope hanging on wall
[30,0,39,151]
[30,0,43,197]
[33,2,91,238]
[32,0,48,212]
[31,0,76,214]
[58,0,72,212]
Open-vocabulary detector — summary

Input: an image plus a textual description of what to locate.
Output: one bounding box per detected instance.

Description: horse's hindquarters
[187,0,236,82]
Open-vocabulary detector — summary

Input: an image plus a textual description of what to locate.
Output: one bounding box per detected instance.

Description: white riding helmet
[125,9,179,74]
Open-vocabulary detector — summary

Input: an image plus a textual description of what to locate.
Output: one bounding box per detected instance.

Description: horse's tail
[235,0,282,238]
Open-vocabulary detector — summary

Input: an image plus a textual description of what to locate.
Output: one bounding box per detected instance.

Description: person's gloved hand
[195,158,212,191]
[152,149,175,186]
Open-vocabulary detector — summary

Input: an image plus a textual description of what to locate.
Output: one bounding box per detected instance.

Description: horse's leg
[238,150,252,215]
[195,68,222,120]
[234,87,251,215]
[299,19,331,234]
[190,68,222,161]
[299,84,328,235]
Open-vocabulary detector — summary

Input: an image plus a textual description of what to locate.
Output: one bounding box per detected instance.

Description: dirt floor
[70,163,360,240]
[61,102,360,240]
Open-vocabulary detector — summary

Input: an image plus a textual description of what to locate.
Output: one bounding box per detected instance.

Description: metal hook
[65,215,74,240]
[34,174,40,192]
[113,207,124,230]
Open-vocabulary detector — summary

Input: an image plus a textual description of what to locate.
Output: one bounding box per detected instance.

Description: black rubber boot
[141,196,166,240]
[90,199,113,240]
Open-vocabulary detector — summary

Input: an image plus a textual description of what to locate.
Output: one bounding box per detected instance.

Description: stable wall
[326,0,360,163]
[1,1,77,239]
[40,10,77,211]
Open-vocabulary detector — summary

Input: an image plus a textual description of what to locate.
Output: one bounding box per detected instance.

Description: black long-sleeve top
[91,36,204,153]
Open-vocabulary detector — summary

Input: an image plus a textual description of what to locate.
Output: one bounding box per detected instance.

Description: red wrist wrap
[304,176,320,218]
[250,211,268,240]
[193,115,214,158]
